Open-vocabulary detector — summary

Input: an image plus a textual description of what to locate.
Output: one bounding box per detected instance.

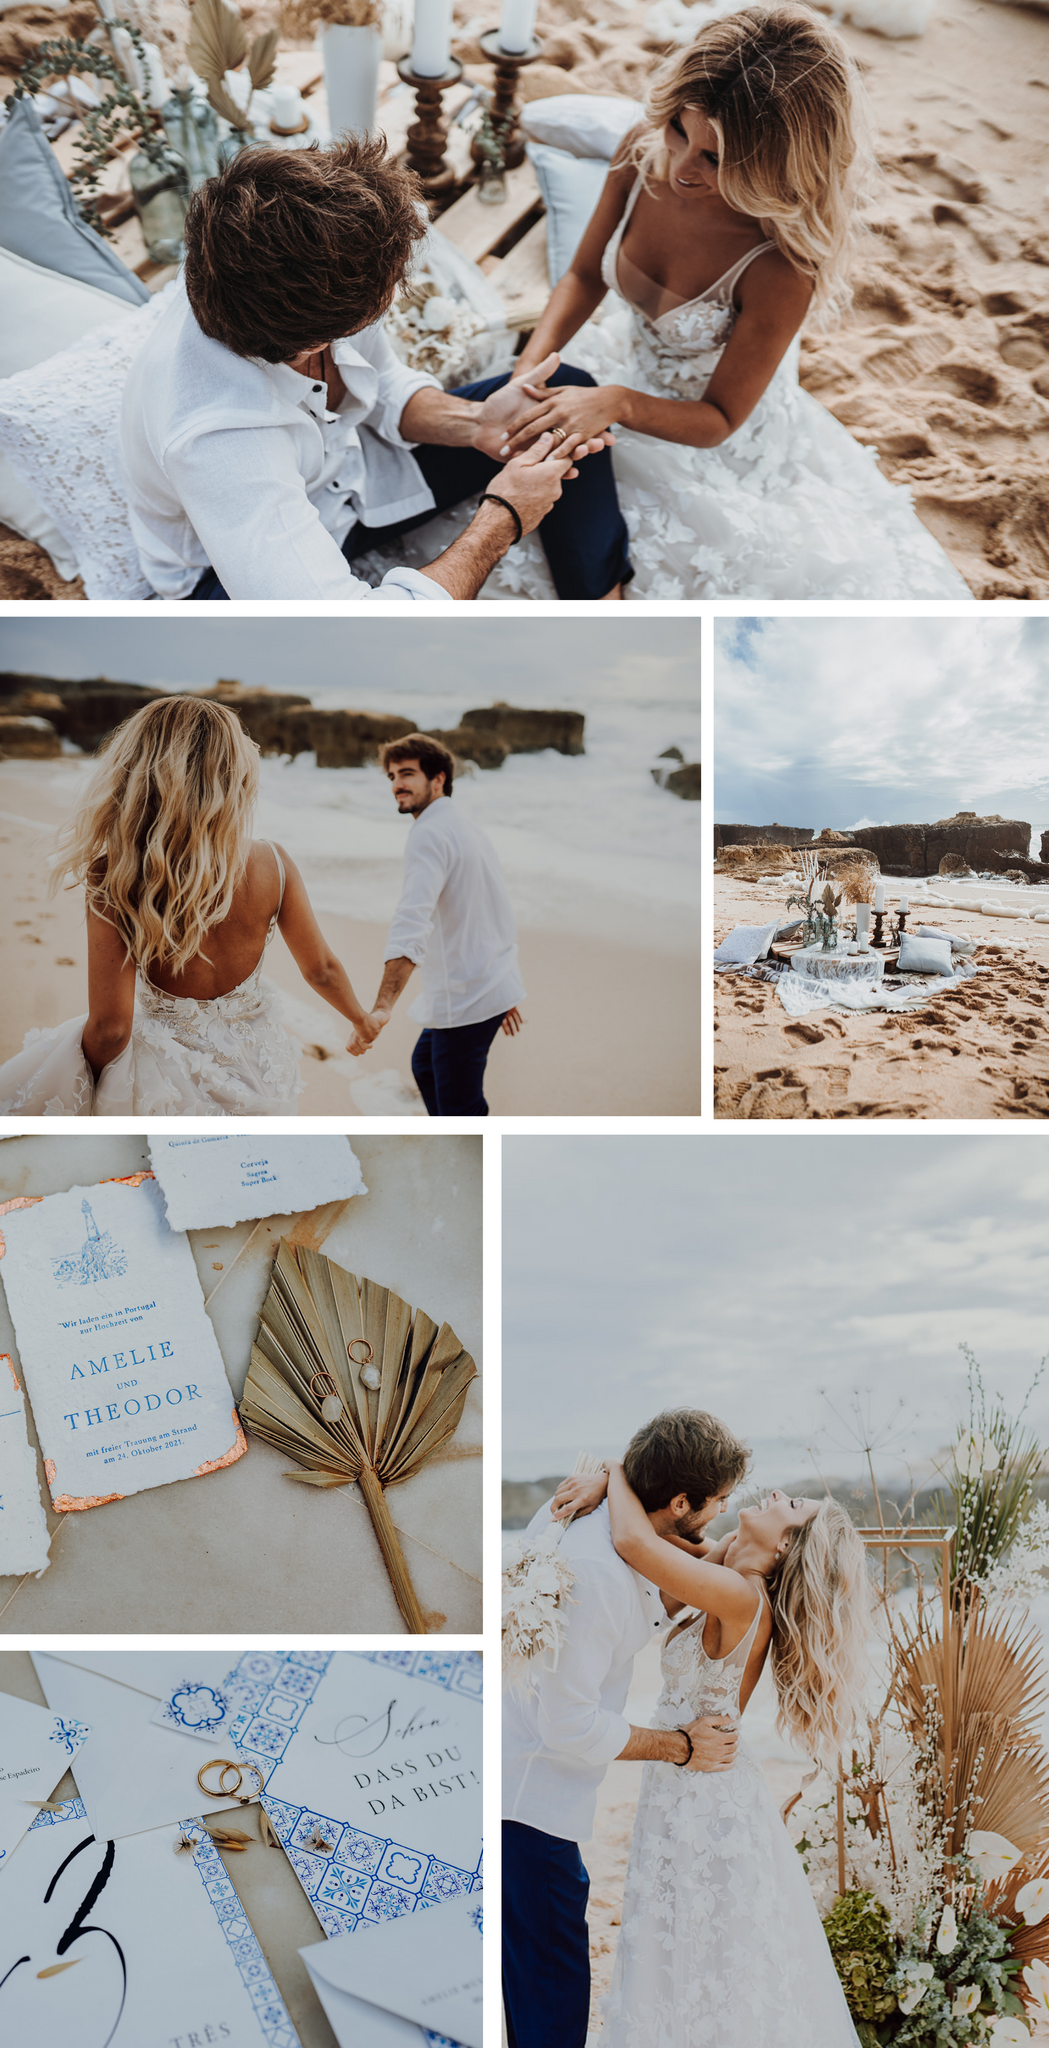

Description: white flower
[936,1902,959,1953]
[988,2021,1031,2046]
[897,1961,935,2013]
[421,295,457,331]
[954,1431,1000,1478]
[1016,1877,1049,1926]
[969,1832,1023,1882]
[952,1984,981,2016]
[1023,1957,1049,2012]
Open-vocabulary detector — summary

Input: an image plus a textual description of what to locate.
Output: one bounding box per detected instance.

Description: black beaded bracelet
[672,1727,694,1766]
[480,493,523,546]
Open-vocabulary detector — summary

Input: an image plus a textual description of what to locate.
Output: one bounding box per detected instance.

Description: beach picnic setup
[0,1646,482,2048]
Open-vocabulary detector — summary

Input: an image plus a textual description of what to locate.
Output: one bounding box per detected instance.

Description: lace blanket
[777,958,984,1017]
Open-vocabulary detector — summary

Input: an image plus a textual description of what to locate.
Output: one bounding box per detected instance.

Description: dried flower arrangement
[241,1240,477,1633]
[279,0,382,40]
[186,0,278,134]
[502,1453,606,1689]
[387,275,490,383]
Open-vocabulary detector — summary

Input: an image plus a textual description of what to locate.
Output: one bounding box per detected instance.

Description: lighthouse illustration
[52,1198,128,1286]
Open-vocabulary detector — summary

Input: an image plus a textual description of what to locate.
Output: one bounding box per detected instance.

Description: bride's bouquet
[502,1453,604,1689]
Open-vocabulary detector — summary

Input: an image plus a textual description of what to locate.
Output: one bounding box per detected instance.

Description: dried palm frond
[187,0,247,78]
[246,27,278,89]
[241,1241,477,1633]
[891,1592,1049,1859]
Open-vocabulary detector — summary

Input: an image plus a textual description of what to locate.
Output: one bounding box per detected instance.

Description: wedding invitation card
[0,1799,301,2048]
[0,1352,50,1575]
[0,1179,246,1510]
[251,1652,482,1940]
[31,1655,250,1841]
[301,1892,482,2048]
[0,1692,89,1869]
[148,1136,367,1232]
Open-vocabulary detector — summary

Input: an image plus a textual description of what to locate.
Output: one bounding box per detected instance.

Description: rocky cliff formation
[849,813,1030,874]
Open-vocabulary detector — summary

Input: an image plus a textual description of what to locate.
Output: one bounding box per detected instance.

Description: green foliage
[823,1892,899,2025]
[6,23,178,238]
[887,1897,1026,2047]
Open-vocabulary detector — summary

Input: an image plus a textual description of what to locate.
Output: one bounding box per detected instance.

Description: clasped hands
[345,1005,524,1056]
[472,352,620,464]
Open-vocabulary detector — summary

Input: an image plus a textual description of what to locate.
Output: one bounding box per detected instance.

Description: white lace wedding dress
[602,1593,861,2048]
[0,846,303,1117]
[368,177,972,600]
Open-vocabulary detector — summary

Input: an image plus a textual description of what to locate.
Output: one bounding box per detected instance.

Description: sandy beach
[2,0,1048,598]
[0,756,700,1116]
[713,866,1049,1119]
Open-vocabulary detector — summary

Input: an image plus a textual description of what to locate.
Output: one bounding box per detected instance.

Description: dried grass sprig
[280,0,381,38]
[241,1241,477,1633]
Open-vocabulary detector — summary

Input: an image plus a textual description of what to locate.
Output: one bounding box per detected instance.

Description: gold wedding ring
[196,1758,265,1805]
[551,427,568,445]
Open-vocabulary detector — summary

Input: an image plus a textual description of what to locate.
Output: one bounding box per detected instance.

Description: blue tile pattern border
[216,1651,482,1942]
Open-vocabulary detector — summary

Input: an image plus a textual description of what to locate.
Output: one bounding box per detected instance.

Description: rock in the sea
[294,709,417,768]
[714,823,814,850]
[426,726,512,770]
[816,829,856,843]
[1002,870,1030,885]
[939,852,974,875]
[1042,830,1049,865]
[61,684,164,752]
[199,681,313,753]
[662,763,701,800]
[983,848,1049,883]
[461,702,585,755]
[851,813,1030,874]
[0,714,61,758]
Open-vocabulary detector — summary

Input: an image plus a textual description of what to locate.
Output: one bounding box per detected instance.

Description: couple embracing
[503,1407,870,2048]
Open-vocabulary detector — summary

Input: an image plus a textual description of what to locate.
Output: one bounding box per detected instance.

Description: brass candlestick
[397,56,464,201]
[472,30,542,171]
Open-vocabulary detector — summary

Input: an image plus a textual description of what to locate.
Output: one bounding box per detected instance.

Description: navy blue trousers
[191,367,631,600]
[502,1818,591,2048]
[411,1011,506,1117]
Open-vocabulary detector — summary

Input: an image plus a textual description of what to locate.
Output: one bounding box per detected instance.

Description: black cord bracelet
[480,493,523,546]
[672,1727,694,1766]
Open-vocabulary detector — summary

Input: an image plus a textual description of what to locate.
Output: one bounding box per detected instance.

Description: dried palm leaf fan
[242,1241,477,1632]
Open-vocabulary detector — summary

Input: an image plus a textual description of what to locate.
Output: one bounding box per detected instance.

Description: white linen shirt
[119,280,451,600]
[503,1502,665,1844]
[385,797,526,1030]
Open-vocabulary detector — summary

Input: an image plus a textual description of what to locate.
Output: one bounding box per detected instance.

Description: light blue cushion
[526,142,609,285]
[898,932,954,976]
[0,98,149,305]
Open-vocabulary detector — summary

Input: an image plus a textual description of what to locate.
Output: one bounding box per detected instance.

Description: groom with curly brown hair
[120,140,632,602]
[502,1409,750,2048]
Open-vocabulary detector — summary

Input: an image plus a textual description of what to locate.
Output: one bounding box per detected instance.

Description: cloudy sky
[503,1135,1049,1488]
[0,615,697,712]
[714,617,1049,838]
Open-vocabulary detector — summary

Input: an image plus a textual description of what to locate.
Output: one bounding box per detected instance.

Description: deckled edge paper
[0,1696,89,1869]
[0,1352,50,1575]
[147,1135,368,1233]
[0,1177,246,1511]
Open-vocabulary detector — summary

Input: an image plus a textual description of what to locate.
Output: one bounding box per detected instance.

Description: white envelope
[31,1654,248,1840]
[0,1691,90,1870]
[0,1352,50,1576]
[148,1134,367,1232]
[46,1651,234,1698]
[301,1893,482,2048]
[0,1798,302,2047]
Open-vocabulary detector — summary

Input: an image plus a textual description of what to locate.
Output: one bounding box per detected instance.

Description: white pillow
[0,246,139,579]
[526,144,609,285]
[898,932,954,976]
[0,279,174,598]
[916,924,974,955]
[521,94,645,161]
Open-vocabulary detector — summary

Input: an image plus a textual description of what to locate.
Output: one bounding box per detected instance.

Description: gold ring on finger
[551,427,567,444]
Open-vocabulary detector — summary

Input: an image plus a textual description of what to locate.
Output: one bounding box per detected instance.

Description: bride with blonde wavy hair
[551,1457,869,2047]
[0,696,378,1115]
[467,3,970,600]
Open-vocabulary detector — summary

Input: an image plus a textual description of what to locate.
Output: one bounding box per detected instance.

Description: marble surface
[0,1135,482,1634]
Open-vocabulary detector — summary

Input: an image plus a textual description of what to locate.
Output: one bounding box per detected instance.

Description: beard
[672,1504,710,1542]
